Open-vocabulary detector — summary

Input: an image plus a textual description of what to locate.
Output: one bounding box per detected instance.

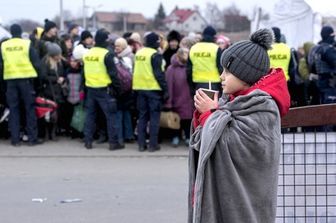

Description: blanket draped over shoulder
[188,90,281,223]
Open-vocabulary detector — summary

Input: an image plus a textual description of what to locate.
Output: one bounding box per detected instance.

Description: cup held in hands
[200,88,218,100]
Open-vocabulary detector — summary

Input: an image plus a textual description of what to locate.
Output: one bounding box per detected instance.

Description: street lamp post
[123,14,127,33]
[83,0,86,29]
[85,4,103,31]
[60,0,64,31]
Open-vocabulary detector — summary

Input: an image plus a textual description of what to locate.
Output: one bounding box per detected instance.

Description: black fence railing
[277,104,336,223]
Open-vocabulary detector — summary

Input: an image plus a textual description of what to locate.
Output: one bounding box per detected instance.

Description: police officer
[187,26,223,94]
[268,27,293,81]
[312,26,336,104]
[83,28,123,151]
[133,32,168,152]
[269,27,303,106]
[0,24,41,146]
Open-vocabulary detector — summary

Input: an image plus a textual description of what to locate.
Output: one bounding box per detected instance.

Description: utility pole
[123,14,127,33]
[91,4,103,31]
[60,0,64,31]
[83,0,86,29]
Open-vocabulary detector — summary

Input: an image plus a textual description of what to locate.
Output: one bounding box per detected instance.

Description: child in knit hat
[189,29,291,223]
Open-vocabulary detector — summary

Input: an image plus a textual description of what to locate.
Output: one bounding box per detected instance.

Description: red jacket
[193,68,291,128]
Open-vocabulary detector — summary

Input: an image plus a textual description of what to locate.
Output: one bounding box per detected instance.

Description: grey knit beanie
[220,29,274,85]
[46,42,62,57]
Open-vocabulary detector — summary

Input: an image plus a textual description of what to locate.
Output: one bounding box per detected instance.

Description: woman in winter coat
[60,34,73,72]
[163,30,181,70]
[114,37,135,143]
[165,47,194,147]
[115,37,134,68]
[39,43,67,139]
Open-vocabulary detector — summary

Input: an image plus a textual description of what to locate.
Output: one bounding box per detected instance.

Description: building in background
[164,8,207,33]
[89,11,148,32]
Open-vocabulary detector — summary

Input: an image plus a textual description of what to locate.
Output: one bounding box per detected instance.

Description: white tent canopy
[0,26,11,41]
[251,0,322,49]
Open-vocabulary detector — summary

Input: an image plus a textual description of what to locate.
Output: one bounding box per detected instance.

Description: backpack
[115,58,132,95]
[307,43,332,75]
[307,45,321,74]
[290,48,304,85]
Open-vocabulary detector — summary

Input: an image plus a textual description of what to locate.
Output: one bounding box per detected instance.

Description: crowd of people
[0,18,335,151]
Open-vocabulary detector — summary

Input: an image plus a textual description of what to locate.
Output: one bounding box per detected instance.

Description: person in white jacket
[72,30,93,61]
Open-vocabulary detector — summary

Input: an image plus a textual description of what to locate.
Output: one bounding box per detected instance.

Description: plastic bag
[70,103,86,132]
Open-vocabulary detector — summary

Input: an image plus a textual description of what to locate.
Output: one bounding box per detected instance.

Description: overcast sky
[1,0,335,25]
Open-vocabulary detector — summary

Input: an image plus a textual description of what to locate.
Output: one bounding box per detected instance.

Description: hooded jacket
[189,68,290,223]
[165,54,194,119]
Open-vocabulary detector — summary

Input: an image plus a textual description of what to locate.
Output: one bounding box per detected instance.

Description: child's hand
[194,89,218,114]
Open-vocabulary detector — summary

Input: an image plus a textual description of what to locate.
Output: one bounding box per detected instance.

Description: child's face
[70,59,79,69]
[220,69,250,94]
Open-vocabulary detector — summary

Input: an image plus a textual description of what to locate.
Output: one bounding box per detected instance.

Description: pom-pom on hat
[220,28,274,85]
[44,19,57,33]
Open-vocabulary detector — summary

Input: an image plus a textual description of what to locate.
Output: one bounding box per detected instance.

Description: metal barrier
[277,104,336,223]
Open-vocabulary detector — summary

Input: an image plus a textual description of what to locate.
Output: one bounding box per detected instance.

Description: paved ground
[0,139,189,223]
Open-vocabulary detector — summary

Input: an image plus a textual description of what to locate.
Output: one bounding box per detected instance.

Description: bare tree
[204,2,225,31]
[223,3,241,16]
[222,3,250,32]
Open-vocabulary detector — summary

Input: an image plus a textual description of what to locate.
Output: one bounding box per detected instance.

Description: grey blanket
[188,90,281,223]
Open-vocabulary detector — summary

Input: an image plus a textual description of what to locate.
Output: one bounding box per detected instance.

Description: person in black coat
[163,30,181,70]
[37,19,60,59]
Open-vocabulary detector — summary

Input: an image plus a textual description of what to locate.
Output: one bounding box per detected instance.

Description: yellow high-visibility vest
[1,38,37,80]
[189,42,220,83]
[83,47,112,88]
[268,43,291,81]
[132,47,161,90]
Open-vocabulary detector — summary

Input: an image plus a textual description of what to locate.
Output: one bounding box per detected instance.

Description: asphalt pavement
[0,138,189,223]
